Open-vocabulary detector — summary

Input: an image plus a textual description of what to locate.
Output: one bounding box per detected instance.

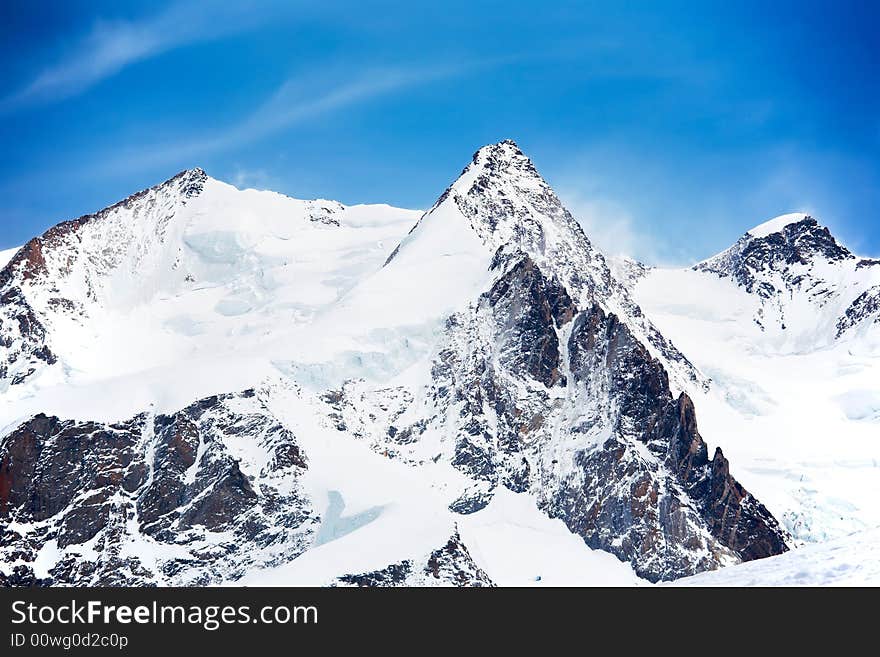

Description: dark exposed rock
[0,565,49,587]
[486,255,576,387]
[448,489,494,514]
[548,301,789,580]
[337,561,413,586]
[424,531,493,586]
[694,216,876,336]
[335,531,493,587]
[347,250,788,581]
[0,390,315,586]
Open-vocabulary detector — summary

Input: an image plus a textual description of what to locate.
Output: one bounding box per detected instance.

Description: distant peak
[696,212,852,280]
[746,213,814,239]
[736,213,850,260]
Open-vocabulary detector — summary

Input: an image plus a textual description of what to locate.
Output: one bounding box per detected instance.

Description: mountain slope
[0,171,422,422]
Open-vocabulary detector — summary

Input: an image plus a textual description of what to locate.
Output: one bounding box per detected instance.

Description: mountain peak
[467,139,533,178]
[699,213,851,276]
[694,212,860,335]
[384,139,705,393]
[412,138,577,256]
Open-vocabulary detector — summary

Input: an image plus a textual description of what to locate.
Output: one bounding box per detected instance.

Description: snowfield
[456,490,643,586]
[672,528,880,586]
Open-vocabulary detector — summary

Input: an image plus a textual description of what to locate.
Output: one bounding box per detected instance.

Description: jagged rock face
[548,278,787,580]
[335,532,493,587]
[695,216,880,337]
[0,169,207,388]
[485,253,576,388]
[305,200,345,226]
[0,390,316,586]
[331,252,788,581]
[0,282,57,385]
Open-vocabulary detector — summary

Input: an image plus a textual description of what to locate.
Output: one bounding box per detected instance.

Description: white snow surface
[457,490,643,586]
[0,246,19,269]
[746,212,810,239]
[671,528,880,586]
[0,176,426,421]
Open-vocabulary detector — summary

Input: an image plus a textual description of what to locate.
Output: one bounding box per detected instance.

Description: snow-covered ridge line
[746,212,812,239]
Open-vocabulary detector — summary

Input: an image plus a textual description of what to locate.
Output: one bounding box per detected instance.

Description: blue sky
[1,0,878,263]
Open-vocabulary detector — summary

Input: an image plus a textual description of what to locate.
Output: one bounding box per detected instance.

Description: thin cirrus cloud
[98,61,485,175]
[1,0,292,111]
[0,55,503,195]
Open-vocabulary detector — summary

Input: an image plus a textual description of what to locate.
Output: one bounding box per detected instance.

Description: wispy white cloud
[101,61,477,173]
[0,54,505,198]
[229,167,276,191]
[1,0,289,111]
[557,190,652,261]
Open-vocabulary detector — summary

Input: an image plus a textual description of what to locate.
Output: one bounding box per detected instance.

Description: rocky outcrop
[335,532,493,587]
[0,389,316,586]
[837,285,880,337]
[696,217,853,298]
[486,252,576,388]
[0,283,57,386]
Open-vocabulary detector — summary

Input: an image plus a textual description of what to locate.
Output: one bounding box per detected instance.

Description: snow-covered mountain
[634,214,880,551]
[7,141,874,587]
